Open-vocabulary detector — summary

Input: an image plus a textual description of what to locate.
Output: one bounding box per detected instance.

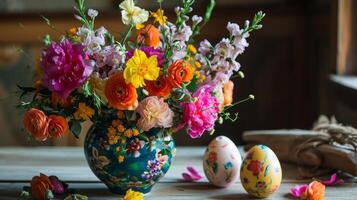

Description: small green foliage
[175,0,195,29]
[186,75,197,92]
[74,0,94,29]
[242,11,265,34]
[43,34,52,46]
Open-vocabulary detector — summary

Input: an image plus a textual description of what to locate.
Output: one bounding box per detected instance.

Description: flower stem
[122,24,134,46]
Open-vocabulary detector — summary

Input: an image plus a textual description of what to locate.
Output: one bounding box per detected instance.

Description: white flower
[88,9,98,18]
[198,39,213,56]
[233,33,249,55]
[173,24,192,42]
[119,0,149,25]
[77,26,107,54]
[192,15,203,25]
[227,22,241,36]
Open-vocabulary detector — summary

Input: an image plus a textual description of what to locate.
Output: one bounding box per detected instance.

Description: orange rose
[31,173,53,200]
[305,181,325,200]
[223,80,234,106]
[167,60,195,88]
[137,24,160,48]
[105,72,138,110]
[51,92,71,108]
[23,108,49,141]
[47,115,69,138]
[145,75,172,98]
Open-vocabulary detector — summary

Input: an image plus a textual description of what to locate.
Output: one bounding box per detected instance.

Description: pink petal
[182,173,194,181]
[186,166,202,180]
[322,173,344,186]
[181,166,203,182]
[290,184,308,198]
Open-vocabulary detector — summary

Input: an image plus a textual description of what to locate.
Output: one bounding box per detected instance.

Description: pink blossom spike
[322,173,344,186]
[290,184,308,198]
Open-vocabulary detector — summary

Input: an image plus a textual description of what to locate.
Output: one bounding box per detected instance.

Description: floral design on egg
[247,160,264,176]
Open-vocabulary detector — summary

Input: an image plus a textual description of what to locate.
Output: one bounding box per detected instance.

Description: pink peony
[178,85,219,138]
[41,39,93,98]
[136,96,174,131]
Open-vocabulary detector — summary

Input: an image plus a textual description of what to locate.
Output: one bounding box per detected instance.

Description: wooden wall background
[0,0,334,146]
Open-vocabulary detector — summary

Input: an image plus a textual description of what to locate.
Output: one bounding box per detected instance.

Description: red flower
[247,160,264,176]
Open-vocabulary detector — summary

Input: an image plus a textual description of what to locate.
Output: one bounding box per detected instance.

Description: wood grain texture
[0,147,356,199]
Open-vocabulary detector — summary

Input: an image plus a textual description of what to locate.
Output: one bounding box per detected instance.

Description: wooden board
[0,147,356,199]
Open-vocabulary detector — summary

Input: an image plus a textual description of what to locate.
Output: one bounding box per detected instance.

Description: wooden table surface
[0,147,356,200]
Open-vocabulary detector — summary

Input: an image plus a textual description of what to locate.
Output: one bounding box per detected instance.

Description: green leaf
[186,75,197,92]
[69,120,82,139]
[204,0,216,24]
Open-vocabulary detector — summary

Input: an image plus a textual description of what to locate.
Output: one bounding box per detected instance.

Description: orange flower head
[168,60,195,88]
[137,24,160,48]
[223,80,234,106]
[51,92,71,108]
[67,27,78,37]
[23,108,49,141]
[105,72,138,110]
[145,75,172,98]
[306,181,325,200]
[47,115,69,138]
[31,173,53,200]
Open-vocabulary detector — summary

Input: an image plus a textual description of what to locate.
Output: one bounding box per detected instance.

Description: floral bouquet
[17,0,264,195]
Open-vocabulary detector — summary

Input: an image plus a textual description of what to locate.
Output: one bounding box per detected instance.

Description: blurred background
[0,0,356,146]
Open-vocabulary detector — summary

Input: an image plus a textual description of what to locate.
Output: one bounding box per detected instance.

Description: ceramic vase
[84,119,175,195]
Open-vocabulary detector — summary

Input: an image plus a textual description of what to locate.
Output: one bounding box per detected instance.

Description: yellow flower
[123,189,144,200]
[132,129,140,136]
[151,9,167,25]
[117,125,125,132]
[124,49,160,88]
[187,44,197,54]
[135,23,145,30]
[74,103,95,121]
[119,0,149,25]
[118,155,125,163]
[195,61,201,68]
[124,129,133,138]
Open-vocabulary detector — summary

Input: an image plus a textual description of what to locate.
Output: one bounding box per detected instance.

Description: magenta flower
[126,47,164,66]
[41,39,93,98]
[178,85,219,138]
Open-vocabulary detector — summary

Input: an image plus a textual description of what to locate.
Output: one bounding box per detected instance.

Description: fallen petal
[290,184,308,198]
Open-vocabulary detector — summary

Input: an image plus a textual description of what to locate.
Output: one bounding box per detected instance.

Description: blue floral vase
[84,117,176,195]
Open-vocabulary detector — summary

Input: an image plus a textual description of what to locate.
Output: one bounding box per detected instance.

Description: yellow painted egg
[203,136,242,187]
[240,144,282,198]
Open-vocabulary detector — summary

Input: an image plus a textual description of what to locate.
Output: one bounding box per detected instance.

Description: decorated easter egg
[203,136,242,187]
[240,144,282,198]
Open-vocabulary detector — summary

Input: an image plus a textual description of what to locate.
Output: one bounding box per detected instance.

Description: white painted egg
[203,136,242,187]
[240,144,282,198]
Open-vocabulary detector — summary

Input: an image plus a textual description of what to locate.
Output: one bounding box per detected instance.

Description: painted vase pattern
[84,115,176,195]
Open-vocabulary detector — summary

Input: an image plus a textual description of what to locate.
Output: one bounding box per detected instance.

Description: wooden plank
[0,147,356,199]
[1,182,357,200]
[0,147,326,182]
